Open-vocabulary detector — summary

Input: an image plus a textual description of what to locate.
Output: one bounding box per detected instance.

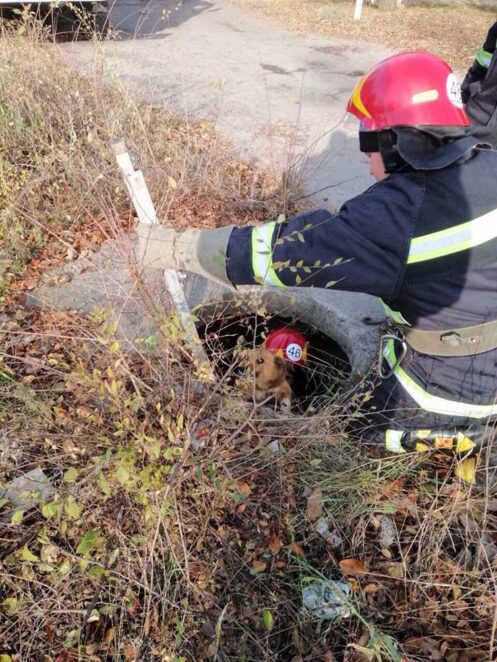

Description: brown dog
[237,348,293,409]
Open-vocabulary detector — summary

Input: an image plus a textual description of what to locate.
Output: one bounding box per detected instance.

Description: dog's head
[243,348,289,389]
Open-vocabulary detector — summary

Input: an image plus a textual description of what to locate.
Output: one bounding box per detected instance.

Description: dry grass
[3,301,497,660]
[234,0,496,70]
[0,23,293,297]
[1,18,497,662]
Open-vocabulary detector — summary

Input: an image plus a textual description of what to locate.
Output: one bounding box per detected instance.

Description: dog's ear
[274,355,286,372]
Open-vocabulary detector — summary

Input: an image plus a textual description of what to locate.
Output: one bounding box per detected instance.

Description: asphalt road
[64,0,391,209]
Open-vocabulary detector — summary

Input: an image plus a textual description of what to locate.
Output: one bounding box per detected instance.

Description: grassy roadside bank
[1,27,497,662]
[0,26,291,296]
[234,0,495,71]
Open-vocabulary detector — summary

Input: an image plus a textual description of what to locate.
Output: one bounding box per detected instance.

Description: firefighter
[461,20,497,147]
[138,51,497,480]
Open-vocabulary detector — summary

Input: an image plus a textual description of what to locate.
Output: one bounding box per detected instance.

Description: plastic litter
[315,519,343,548]
[1,468,54,508]
[267,439,280,453]
[302,578,352,620]
[190,419,213,450]
[378,515,397,549]
[1,468,55,523]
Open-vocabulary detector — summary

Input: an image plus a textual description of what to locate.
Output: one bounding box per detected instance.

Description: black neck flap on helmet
[359,123,492,173]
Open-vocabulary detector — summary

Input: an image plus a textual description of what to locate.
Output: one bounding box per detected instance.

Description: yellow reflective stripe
[412,89,439,105]
[384,338,497,418]
[380,299,410,326]
[385,429,406,454]
[476,47,492,68]
[350,74,372,119]
[407,208,497,264]
[251,222,286,287]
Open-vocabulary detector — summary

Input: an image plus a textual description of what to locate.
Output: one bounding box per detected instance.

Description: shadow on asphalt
[296,123,371,212]
[0,0,214,41]
[107,0,215,40]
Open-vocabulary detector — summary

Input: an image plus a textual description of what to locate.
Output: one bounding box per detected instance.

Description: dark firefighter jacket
[225,140,497,442]
[461,21,497,146]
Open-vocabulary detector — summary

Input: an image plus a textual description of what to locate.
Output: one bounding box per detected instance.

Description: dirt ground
[234,0,496,71]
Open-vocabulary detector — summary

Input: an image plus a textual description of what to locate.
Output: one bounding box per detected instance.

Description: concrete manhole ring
[182,274,382,379]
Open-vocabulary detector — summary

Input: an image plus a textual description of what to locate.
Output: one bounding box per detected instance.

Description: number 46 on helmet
[264,327,308,365]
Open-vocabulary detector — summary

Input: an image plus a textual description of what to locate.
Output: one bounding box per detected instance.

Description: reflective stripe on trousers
[385,429,406,453]
[383,338,497,419]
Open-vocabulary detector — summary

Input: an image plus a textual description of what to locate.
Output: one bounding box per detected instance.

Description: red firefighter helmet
[346,51,469,131]
[264,327,308,365]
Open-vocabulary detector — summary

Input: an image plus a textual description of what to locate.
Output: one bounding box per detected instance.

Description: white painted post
[353,0,363,20]
[112,140,214,381]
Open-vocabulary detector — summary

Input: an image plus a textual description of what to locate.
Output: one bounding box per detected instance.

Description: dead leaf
[288,543,305,556]
[364,583,381,594]
[103,627,115,644]
[348,643,376,660]
[379,478,403,498]
[234,480,252,497]
[339,558,367,575]
[40,544,60,564]
[385,563,404,579]
[324,435,341,445]
[55,651,78,662]
[143,608,151,636]
[252,560,267,572]
[123,642,139,662]
[403,637,443,659]
[307,487,323,521]
[63,438,77,455]
[268,534,282,555]
[84,643,100,655]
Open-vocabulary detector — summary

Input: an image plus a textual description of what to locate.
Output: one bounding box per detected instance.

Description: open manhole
[197,309,351,414]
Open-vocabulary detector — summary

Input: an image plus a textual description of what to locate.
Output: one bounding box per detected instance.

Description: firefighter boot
[397,429,481,484]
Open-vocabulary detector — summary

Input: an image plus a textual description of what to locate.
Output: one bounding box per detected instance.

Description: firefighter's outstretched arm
[137,175,415,300]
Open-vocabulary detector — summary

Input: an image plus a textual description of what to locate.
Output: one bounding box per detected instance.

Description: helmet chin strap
[359,126,405,173]
[377,130,405,173]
